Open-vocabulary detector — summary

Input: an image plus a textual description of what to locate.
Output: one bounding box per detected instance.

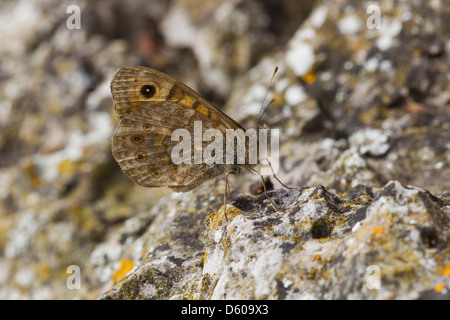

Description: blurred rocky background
[0,0,449,299]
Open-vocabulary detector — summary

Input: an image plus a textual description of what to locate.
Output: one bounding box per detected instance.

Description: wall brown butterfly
[111,66,289,219]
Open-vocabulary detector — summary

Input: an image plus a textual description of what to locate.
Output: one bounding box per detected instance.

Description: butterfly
[110,66,290,219]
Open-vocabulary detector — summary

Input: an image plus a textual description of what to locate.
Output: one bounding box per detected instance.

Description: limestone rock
[99,181,450,299]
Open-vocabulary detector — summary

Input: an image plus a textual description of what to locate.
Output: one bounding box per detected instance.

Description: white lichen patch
[286,41,315,77]
[376,18,403,51]
[32,111,113,182]
[4,211,37,259]
[284,85,307,106]
[310,6,328,28]
[338,14,362,35]
[364,56,379,72]
[349,128,390,157]
[241,84,269,115]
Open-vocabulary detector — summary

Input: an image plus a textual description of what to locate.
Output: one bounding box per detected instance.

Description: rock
[99,181,450,299]
[225,0,450,194]
[160,0,315,97]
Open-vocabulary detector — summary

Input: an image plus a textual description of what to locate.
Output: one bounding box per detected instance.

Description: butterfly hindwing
[112,100,225,190]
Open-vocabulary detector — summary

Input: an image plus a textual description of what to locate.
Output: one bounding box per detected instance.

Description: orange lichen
[444,263,450,276]
[316,237,331,242]
[372,228,384,234]
[435,283,445,293]
[302,71,316,84]
[112,259,134,283]
[218,205,243,221]
[59,158,77,176]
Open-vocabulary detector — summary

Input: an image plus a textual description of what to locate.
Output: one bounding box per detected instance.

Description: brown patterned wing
[112,100,227,191]
[111,65,244,130]
[110,66,240,191]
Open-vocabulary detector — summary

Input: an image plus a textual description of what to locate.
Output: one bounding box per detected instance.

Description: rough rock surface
[0,0,449,299]
[99,181,450,299]
[225,0,450,195]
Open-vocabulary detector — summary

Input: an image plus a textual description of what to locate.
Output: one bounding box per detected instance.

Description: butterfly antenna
[256,66,279,128]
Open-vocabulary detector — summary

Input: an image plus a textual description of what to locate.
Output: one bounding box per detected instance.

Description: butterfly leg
[259,175,285,213]
[273,174,296,190]
[265,158,296,190]
[223,171,233,221]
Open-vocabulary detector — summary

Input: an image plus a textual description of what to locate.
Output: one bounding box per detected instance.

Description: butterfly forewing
[111,66,244,130]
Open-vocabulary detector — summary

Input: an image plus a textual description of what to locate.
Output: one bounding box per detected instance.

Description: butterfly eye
[135,152,147,162]
[141,85,156,98]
